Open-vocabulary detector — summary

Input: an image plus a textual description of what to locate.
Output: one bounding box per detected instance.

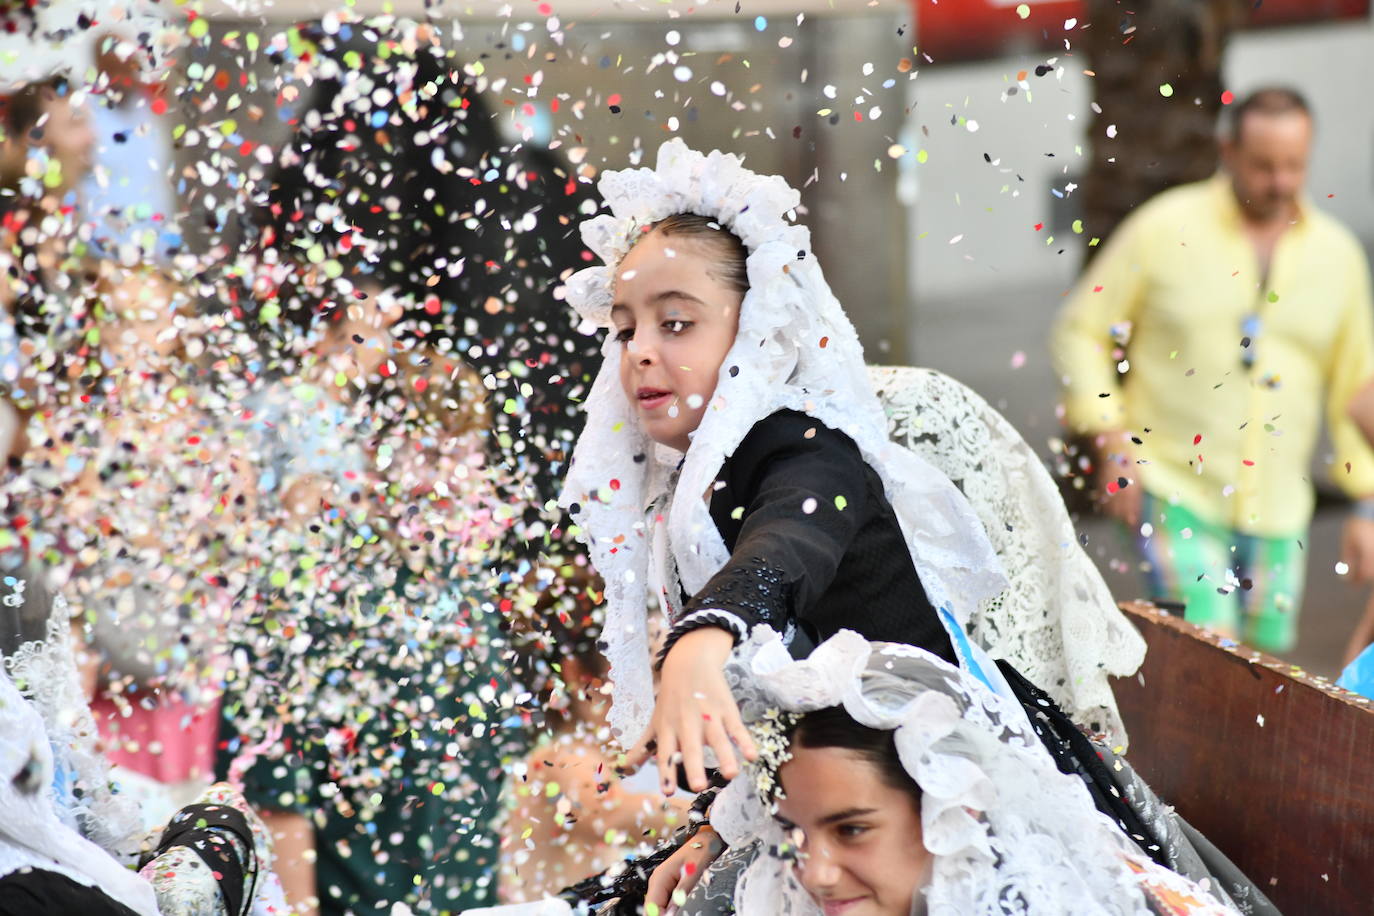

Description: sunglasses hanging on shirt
[1240,311,1262,370]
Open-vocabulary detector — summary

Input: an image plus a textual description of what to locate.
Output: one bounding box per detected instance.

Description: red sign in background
[914,0,1371,62]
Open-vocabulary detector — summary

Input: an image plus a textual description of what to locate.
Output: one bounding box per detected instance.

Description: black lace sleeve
[671,411,869,641]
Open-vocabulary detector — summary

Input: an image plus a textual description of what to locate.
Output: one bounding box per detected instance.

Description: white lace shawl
[714,629,1238,916]
[558,139,1008,745]
[0,649,160,916]
[3,596,146,859]
[869,367,1146,745]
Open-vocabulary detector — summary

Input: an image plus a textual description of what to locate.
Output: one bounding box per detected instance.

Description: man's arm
[1050,218,1151,436]
[1328,250,1374,582]
[1050,218,1152,523]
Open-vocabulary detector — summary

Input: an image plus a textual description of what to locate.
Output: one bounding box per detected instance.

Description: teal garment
[1337,643,1374,700]
[221,571,526,914]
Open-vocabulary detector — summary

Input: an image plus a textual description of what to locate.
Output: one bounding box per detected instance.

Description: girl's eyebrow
[611,291,707,312]
[650,289,706,306]
[818,806,879,826]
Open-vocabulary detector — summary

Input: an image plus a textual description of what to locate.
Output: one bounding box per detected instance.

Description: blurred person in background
[53,276,242,825]
[1330,379,1374,697]
[216,15,592,913]
[499,609,688,902]
[82,28,180,264]
[1052,87,1374,655]
[224,334,524,915]
[0,73,107,665]
[0,71,245,826]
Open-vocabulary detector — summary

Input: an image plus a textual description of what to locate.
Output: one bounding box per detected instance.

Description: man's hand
[1340,514,1374,584]
[1094,431,1142,530]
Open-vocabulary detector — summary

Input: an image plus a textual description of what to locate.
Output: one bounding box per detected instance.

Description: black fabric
[558,777,723,911]
[0,868,144,916]
[1174,818,1282,916]
[686,409,955,665]
[995,659,1171,868]
[656,610,744,669]
[141,802,257,916]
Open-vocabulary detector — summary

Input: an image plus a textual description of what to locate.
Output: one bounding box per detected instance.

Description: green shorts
[1136,492,1306,653]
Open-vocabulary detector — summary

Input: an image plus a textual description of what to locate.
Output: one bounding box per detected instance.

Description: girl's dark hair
[792,705,922,802]
[646,213,749,296]
[0,75,69,142]
[0,75,71,192]
[244,22,598,513]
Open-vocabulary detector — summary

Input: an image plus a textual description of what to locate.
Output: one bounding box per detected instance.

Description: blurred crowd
[0,19,687,916]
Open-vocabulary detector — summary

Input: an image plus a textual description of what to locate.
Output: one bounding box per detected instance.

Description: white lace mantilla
[868,366,1146,745]
[714,629,1236,916]
[1,623,159,916]
[559,140,1008,747]
[2,595,146,860]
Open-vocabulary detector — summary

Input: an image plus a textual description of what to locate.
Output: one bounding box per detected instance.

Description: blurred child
[17,266,242,824]
[500,608,689,902]
[228,339,525,915]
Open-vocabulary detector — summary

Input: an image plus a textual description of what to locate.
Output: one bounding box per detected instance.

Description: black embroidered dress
[661,409,956,665]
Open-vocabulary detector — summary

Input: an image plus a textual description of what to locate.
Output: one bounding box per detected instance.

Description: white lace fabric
[868,366,1146,745]
[559,139,1008,746]
[3,597,146,858]
[0,625,160,916]
[715,628,1237,916]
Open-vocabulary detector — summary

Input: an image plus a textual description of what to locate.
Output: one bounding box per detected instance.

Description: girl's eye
[837,824,870,840]
[612,327,635,343]
[663,319,691,335]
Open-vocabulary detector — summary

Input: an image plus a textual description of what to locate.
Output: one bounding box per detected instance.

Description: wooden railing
[1111,602,1374,916]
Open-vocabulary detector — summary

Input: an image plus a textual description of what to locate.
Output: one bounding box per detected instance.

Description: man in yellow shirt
[1052,87,1374,653]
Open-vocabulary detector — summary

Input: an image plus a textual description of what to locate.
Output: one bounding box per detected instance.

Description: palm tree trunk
[1081,0,1252,261]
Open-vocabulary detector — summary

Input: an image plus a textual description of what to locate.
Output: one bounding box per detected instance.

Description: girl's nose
[629,336,657,366]
[797,845,842,894]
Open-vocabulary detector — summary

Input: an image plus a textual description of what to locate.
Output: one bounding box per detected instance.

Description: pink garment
[91,687,221,784]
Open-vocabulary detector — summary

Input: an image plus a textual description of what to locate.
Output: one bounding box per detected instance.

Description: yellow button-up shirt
[1051,174,1374,537]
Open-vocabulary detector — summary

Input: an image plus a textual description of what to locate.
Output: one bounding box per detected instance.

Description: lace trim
[3,594,145,861]
[0,646,160,916]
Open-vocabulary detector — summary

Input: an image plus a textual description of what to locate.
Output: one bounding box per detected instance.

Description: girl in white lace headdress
[710,628,1240,916]
[558,140,1014,905]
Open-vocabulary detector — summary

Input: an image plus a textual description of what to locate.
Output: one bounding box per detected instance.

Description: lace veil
[0,638,159,916]
[558,140,1008,745]
[3,596,146,858]
[713,628,1236,916]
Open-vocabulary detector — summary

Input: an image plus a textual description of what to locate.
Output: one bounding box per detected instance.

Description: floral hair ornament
[711,628,1241,916]
[559,140,1009,749]
[745,705,800,802]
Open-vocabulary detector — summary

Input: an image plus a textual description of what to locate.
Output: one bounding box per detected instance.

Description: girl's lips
[636,389,673,411]
[821,899,866,916]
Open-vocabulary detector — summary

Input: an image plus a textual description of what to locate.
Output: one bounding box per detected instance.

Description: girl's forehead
[615,237,727,302]
[620,230,715,274]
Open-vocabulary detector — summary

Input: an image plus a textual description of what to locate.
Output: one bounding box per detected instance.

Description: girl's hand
[628,627,758,794]
[646,825,724,912]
